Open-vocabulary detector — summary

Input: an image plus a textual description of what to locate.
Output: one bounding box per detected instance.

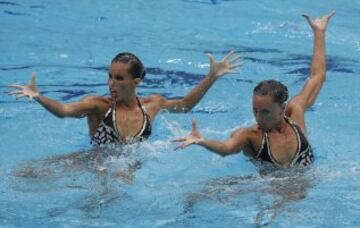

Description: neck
[270,116,287,133]
[116,93,138,109]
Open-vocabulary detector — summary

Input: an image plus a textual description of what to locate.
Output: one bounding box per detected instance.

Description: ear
[281,102,287,114]
[133,78,141,86]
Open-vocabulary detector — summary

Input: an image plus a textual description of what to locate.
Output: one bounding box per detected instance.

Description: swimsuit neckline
[258,116,301,166]
[112,97,148,141]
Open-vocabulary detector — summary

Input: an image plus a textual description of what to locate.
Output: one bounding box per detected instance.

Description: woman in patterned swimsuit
[9,52,241,146]
[9,51,241,181]
[174,12,334,168]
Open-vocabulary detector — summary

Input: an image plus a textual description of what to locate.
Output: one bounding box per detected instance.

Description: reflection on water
[47,189,131,219]
[8,143,157,194]
[181,164,315,227]
[4,143,160,223]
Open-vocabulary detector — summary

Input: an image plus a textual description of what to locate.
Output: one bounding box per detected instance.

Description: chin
[258,124,269,131]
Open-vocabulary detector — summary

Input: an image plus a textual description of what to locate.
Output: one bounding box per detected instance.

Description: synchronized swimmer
[9,52,241,145]
[9,12,335,170]
[174,12,335,168]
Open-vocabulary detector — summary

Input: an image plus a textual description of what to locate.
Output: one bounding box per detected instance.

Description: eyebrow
[108,73,124,77]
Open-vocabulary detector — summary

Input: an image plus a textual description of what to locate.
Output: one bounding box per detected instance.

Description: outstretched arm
[173,119,248,156]
[156,51,242,113]
[8,72,99,118]
[290,12,335,111]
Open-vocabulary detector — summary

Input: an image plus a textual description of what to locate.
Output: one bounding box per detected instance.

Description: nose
[254,112,265,125]
[108,77,115,87]
[254,111,261,120]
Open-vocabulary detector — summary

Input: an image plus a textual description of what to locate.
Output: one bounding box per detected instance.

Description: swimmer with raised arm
[174,12,335,168]
[9,51,242,146]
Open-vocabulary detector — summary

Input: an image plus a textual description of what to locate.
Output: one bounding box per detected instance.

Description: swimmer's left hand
[302,11,335,33]
[208,50,243,78]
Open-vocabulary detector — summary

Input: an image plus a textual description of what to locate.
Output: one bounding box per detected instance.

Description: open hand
[172,119,204,150]
[302,11,335,32]
[208,50,243,78]
[8,72,40,100]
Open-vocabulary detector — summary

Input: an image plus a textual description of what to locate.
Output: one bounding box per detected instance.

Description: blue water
[1,0,360,227]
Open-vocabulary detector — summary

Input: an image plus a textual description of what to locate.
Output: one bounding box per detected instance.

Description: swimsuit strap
[264,131,283,166]
[112,101,121,138]
[90,103,119,145]
[104,104,113,118]
[284,116,301,154]
[102,103,118,136]
[256,132,273,163]
[286,117,314,167]
[256,134,266,158]
[134,97,150,137]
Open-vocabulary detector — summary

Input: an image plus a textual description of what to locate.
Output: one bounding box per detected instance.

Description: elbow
[318,73,326,83]
[179,100,192,113]
[219,151,234,157]
[54,112,66,118]
[311,72,326,82]
[56,106,71,118]
[173,106,191,113]
[219,147,232,157]
[182,106,192,113]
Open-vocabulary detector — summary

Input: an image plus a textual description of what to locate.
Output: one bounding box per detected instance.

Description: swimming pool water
[1,0,360,227]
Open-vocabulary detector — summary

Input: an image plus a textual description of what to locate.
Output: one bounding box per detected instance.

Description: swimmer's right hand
[8,72,40,100]
[172,119,205,150]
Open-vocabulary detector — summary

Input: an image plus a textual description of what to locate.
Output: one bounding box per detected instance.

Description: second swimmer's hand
[302,11,335,33]
[172,119,204,150]
[8,72,40,100]
[208,50,243,78]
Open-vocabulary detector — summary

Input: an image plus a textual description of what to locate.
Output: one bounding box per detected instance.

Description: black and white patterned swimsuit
[256,116,314,167]
[91,97,152,146]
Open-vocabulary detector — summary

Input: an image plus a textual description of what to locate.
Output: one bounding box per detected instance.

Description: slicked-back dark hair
[253,80,288,105]
[112,52,146,80]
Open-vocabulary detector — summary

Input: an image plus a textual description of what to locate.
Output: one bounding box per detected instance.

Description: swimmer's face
[108,61,140,101]
[252,94,284,131]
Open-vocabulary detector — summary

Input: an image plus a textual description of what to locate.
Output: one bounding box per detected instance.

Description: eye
[114,75,124,81]
[254,109,269,115]
[108,73,124,81]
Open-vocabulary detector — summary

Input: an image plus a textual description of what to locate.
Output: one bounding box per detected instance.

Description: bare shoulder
[139,94,167,110]
[81,95,109,103]
[286,98,306,131]
[287,96,304,113]
[226,126,260,156]
[80,95,112,111]
[137,95,166,120]
[230,125,258,139]
[237,124,264,144]
[143,94,166,104]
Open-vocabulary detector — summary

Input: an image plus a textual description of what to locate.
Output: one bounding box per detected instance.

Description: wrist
[313,29,326,34]
[33,92,40,101]
[195,138,206,145]
[207,71,218,80]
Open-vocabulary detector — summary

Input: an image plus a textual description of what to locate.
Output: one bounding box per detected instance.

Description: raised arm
[173,119,248,156]
[155,51,242,113]
[290,12,335,111]
[8,72,100,118]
